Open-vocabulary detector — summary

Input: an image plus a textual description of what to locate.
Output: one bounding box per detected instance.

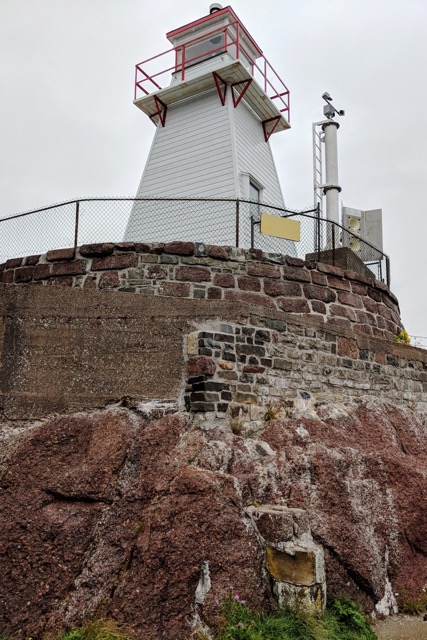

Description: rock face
[1,399,426,639]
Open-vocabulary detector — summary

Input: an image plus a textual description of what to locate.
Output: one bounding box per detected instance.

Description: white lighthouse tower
[125,4,293,251]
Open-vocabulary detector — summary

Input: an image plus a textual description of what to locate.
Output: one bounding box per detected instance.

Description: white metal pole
[322,120,341,224]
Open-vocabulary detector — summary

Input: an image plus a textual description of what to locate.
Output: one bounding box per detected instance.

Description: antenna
[312,93,345,227]
[322,92,345,119]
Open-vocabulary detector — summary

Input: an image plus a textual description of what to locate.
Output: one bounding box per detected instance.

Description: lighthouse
[124,4,293,252]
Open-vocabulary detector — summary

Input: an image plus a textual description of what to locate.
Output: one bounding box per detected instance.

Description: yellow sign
[260,213,301,241]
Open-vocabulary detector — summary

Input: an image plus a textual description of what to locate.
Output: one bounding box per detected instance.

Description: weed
[230,418,244,436]
[400,588,427,615]
[394,330,410,345]
[264,405,279,423]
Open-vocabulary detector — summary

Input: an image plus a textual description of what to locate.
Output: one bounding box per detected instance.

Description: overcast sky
[1,0,426,341]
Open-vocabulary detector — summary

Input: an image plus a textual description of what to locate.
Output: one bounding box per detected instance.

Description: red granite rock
[0,402,426,639]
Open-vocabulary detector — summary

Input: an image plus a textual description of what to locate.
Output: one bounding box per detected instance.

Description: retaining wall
[0,241,402,340]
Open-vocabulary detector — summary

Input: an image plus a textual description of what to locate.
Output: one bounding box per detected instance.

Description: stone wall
[0,241,402,340]
[184,317,427,424]
[0,282,425,423]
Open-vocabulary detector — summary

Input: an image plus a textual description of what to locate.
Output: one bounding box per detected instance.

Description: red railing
[134,20,290,122]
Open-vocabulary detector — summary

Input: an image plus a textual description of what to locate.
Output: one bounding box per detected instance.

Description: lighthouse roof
[166,5,263,58]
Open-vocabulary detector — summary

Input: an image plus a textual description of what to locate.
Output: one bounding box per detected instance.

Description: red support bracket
[230,78,252,108]
[262,116,281,142]
[149,95,168,127]
[212,71,227,106]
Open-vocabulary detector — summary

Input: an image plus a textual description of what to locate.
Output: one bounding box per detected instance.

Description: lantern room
[133,4,290,142]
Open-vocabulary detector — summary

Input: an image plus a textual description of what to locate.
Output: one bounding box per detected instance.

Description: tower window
[178,33,225,70]
[250,181,261,217]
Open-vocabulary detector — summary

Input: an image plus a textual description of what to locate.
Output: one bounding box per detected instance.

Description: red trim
[212,72,228,106]
[230,78,252,107]
[262,116,281,142]
[166,6,262,57]
[149,95,168,127]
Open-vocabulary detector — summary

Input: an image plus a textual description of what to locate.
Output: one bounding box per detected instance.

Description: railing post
[235,198,240,248]
[386,256,391,288]
[74,200,80,254]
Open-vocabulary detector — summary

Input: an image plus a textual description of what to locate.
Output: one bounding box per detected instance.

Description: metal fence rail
[0,197,390,285]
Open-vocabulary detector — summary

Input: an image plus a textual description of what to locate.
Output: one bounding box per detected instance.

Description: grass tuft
[56,619,132,640]
[213,591,377,640]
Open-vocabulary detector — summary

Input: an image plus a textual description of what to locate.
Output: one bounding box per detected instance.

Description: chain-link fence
[0,197,390,285]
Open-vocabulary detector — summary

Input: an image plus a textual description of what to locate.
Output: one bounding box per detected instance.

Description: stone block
[159,282,190,297]
[363,297,378,314]
[175,266,211,282]
[276,298,310,313]
[79,243,115,257]
[114,242,150,253]
[146,265,168,279]
[149,243,165,254]
[164,241,195,256]
[192,381,229,392]
[329,304,357,322]
[190,402,216,412]
[208,245,231,260]
[337,291,363,308]
[224,290,276,309]
[310,271,328,286]
[92,254,138,271]
[207,287,222,299]
[49,276,73,287]
[159,255,178,264]
[213,273,235,288]
[303,283,336,303]
[46,248,75,261]
[187,356,216,377]
[286,256,306,268]
[264,280,302,297]
[273,358,292,370]
[327,275,351,291]
[24,255,41,266]
[311,300,326,315]
[98,272,120,289]
[282,265,311,283]
[247,262,281,278]
[14,267,34,283]
[266,544,316,586]
[51,260,87,276]
[237,276,261,291]
[351,281,368,296]
[337,337,358,359]
[5,257,23,268]
[236,344,265,357]
[233,392,258,404]
[214,332,234,343]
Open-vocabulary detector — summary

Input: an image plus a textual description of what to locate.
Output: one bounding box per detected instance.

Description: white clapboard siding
[233,101,296,256]
[234,100,285,206]
[124,90,237,244]
[125,85,295,254]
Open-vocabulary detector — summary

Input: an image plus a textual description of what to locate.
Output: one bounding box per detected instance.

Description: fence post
[332,223,335,265]
[316,202,321,259]
[386,256,391,288]
[74,201,80,254]
[235,199,240,248]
